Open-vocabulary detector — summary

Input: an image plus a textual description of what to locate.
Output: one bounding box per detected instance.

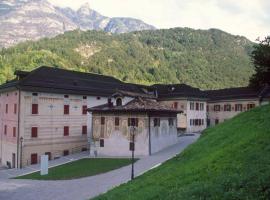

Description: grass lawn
[15,158,137,180]
[93,104,270,200]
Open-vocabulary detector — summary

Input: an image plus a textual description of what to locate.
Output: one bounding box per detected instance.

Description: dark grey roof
[205,87,259,101]
[0,66,150,96]
[151,84,207,99]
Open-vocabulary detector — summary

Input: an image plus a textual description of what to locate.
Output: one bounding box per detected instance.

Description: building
[89,97,180,156]
[0,66,269,168]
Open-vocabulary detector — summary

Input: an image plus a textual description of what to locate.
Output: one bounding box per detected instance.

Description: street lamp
[130,126,136,180]
[20,137,23,169]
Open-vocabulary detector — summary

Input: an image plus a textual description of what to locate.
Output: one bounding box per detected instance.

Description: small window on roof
[97,97,101,100]
[116,98,122,106]
[83,96,87,99]
[32,93,38,96]
[64,95,69,98]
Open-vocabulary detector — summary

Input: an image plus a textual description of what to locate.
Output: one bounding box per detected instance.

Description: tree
[249,36,270,88]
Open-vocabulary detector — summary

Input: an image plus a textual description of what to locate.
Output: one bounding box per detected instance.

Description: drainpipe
[148,114,151,156]
[16,89,21,168]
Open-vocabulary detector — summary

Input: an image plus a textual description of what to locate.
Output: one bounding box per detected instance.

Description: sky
[48,0,270,41]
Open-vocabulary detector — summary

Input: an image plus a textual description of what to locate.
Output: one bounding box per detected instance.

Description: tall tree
[249,36,270,88]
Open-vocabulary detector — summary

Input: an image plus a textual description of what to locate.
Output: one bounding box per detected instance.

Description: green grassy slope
[94,104,270,200]
[16,158,135,180]
[0,28,254,89]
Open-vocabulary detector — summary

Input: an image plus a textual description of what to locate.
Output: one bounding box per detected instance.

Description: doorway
[12,153,16,168]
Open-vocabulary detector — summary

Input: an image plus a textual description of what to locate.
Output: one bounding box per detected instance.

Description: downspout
[148,114,151,156]
[16,89,21,168]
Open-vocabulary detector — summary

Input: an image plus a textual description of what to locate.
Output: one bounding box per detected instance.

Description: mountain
[94,104,270,200]
[0,28,254,90]
[0,0,155,48]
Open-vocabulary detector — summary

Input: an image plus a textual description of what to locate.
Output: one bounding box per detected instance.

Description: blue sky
[49,0,270,41]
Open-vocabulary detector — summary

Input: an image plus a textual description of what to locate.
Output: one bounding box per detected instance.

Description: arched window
[116,98,122,106]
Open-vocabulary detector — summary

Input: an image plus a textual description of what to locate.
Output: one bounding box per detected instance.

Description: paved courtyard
[0,134,199,200]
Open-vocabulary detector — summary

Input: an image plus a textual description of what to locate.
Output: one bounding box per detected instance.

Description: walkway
[0,134,199,200]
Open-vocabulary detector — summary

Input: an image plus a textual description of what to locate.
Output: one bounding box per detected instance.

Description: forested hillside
[0,28,254,89]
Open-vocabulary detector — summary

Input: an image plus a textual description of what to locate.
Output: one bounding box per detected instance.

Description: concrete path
[0,134,199,200]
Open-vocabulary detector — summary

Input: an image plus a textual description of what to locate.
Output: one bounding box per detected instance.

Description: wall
[92,113,149,157]
[0,90,19,168]
[207,99,260,126]
[186,101,207,132]
[159,99,207,133]
[150,117,178,154]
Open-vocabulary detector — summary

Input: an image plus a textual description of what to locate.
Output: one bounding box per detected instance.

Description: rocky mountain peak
[0,0,155,48]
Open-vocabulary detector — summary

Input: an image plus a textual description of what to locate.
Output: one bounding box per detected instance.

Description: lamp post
[130,126,135,180]
[20,137,23,169]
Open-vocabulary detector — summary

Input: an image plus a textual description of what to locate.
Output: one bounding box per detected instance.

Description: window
[247,103,255,110]
[82,126,87,135]
[45,152,52,160]
[13,127,16,137]
[64,95,69,98]
[195,119,199,126]
[4,125,7,135]
[196,103,199,111]
[202,119,204,125]
[168,118,174,126]
[32,93,38,96]
[116,98,122,106]
[190,119,193,126]
[5,104,8,114]
[64,105,69,115]
[214,105,221,112]
[235,104,243,112]
[101,117,105,125]
[128,118,139,127]
[153,118,160,127]
[100,139,104,147]
[14,104,17,114]
[173,102,178,109]
[190,102,194,110]
[64,126,69,136]
[63,150,69,156]
[215,119,219,125]
[81,148,87,152]
[115,117,120,126]
[31,127,38,138]
[224,104,231,111]
[200,103,204,111]
[32,104,38,114]
[82,105,87,115]
[83,96,87,99]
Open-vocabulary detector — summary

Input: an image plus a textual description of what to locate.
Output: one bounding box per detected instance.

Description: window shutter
[32,104,38,114]
[31,127,38,138]
[13,127,16,137]
[82,105,87,115]
[64,105,69,115]
[82,126,87,135]
[64,126,69,136]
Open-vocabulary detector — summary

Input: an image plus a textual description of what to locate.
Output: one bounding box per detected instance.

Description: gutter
[16,89,21,168]
[148,114,151,156]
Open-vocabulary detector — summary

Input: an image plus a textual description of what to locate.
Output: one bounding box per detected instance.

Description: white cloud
[48,0,270,41]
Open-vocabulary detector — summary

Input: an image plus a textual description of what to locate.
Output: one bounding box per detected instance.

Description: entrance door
[12,153,16,168]
[215,119,219,125]
[31,153,38,165]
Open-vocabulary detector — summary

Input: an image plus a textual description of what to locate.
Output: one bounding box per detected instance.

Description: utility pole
[130,126,135,180]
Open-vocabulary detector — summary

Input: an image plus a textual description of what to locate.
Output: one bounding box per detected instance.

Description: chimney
[108,98,113,107]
